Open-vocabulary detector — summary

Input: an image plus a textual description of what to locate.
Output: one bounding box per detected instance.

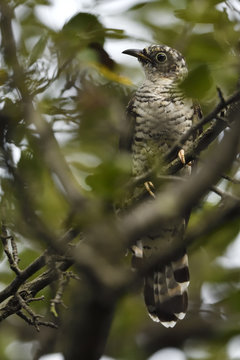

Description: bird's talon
[131,244,143,258]
[144,181,156,198]
[178,149,186,165]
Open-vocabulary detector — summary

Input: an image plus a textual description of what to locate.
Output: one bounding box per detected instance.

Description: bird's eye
[156,52,167,63]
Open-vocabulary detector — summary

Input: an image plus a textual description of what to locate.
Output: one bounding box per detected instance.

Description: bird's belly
[135,98,193,139]
[132,99,193,176]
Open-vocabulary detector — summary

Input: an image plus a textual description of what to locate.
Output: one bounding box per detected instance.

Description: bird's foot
[178,149,186,164]
[131,242,143,258]
[144,181,155,198]
[178,149,192,167]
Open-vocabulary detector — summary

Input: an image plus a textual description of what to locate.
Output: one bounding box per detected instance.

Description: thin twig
[17,310,58,330]
[217,86,226,105]
[16,293,44,331]
[50,271,80,317]
[0,252,46,303]
[126,116,228,191]
[165,89,240,162]
[0,257,73,323]
[0,229,78,304]
[1,224,21,275]
[222,174,240,184]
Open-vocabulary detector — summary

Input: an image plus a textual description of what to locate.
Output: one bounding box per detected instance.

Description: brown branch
[17,310,58,330]
[166,117,227,174]
[222,174,240,184]
[126,116,228,192]
[50,272,71,316]
[16,293,45,331]
[1,225,21,275]
[0,257,73,322]
[0,229,77,304]
[165,89,240,162]
[50,271,80,316]
[0,252,46,303]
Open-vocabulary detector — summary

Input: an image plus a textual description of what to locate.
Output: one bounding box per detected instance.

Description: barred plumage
[123,45,198,327]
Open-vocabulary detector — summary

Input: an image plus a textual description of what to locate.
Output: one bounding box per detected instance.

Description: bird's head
[122,44,188,82]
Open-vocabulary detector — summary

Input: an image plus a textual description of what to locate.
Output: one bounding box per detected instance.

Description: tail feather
[144,252,189,328]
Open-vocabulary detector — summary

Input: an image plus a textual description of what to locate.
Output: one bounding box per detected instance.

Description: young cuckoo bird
[122,45,198,328]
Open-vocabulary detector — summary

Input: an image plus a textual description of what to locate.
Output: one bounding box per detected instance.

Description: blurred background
[0,0,240,359]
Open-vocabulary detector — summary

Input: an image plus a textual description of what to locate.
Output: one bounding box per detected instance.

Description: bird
[122,44,201,328]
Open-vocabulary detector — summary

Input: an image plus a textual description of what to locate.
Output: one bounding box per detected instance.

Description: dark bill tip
[122,48,142,57]
[122,48,151,62]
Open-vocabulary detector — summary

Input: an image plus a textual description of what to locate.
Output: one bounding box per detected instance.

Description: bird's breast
[131,83,194,176]
[133,88,193,143]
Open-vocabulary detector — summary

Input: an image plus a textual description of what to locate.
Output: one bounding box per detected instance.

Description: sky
[36,0,152,65]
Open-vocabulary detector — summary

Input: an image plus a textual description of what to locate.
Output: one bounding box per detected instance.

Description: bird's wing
[193,100,203,134]
[119,95,136,153]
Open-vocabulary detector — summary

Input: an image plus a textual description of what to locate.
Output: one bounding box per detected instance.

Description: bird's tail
[143,250,190,328]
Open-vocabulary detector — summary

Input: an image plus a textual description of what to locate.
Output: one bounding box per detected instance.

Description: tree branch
[0,257,73,322]
[0,228,77,316]
[0,1,87,211]
[165,89,240,162]
[120,120,240,246]
[127,116,227,191]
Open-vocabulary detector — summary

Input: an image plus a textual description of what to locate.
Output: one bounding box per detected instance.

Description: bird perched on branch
[122,45,200,327]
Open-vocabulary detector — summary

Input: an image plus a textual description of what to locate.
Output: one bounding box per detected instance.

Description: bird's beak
[122,49,151,63]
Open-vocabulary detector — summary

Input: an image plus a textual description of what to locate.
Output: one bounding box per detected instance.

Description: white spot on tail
[148,312,160,322]
[179,281,190,293]
[172,254,189,270]
[174,312,186,320]
[161,321,177,328]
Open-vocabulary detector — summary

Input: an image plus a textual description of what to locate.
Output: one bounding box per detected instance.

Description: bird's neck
[140,77,182,96]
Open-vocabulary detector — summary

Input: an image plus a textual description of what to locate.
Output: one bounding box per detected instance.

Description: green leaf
[180,64,213,99]
[187,33,225,63]
[0,69,8,85]
[105,28,128,40]
[29,33,48,65]
[128,2,149,11]
[206,218,240,255]
[87,156,130,200]
[175,3,228,24]
[62,12,105,45]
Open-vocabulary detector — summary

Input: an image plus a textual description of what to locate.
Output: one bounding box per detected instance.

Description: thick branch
[0,253,46,303]
[0,258,73,322]
[0,228,77,305]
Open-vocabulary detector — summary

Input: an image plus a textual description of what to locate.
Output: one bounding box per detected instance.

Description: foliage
[0,0,240,359]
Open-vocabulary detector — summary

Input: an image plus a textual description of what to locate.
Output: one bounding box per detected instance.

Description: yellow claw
[144,181,156,198]
[178,149,186,164]
[178,148,193,167]
[131,243,143,258]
